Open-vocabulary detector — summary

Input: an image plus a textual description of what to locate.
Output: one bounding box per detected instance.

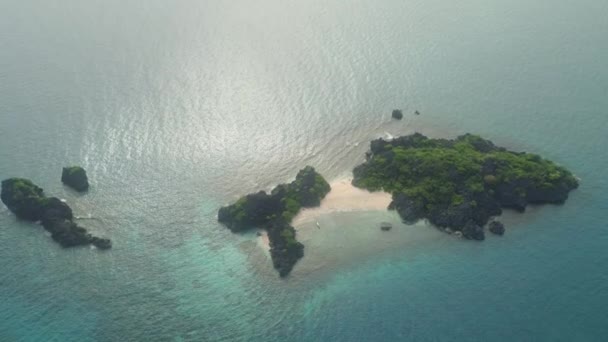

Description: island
[352,133,579,240]
[218,166,331,277]
[392,109,403,120]
[1,178,111,249]
[61,166,89,192]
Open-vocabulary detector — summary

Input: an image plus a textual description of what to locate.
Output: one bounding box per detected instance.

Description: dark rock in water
[380,222,392,231]
[61,166,89,192]
[41,197,73,223]
[488,221,505,236]
[389,193,424,224]
[392,109,403,120]
[90,237,112,249]
[1,178,111,249]
[218,166,330,277]
[43,219,91,247]
[462,220,485,241]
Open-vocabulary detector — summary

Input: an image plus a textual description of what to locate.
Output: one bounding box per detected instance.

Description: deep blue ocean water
[1,0,607,341]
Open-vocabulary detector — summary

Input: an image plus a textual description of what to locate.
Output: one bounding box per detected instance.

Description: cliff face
[1,178,111,249]
[218,166,330,277]
[354,133,579,239]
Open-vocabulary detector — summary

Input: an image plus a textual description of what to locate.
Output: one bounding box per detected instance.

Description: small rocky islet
[218,166,330,277]
[218,133,578,277]
[1,168,111,249]
[61,166,89,192]
[391,109,403,120]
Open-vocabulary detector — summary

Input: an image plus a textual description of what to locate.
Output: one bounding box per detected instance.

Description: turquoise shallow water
[1,0,607,341]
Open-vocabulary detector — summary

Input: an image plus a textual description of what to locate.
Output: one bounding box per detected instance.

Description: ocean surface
[1,0,607,341]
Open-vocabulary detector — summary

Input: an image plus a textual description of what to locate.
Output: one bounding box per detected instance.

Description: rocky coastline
[353,133,579,240]
[218,166,330,277]
[1,178,111,249]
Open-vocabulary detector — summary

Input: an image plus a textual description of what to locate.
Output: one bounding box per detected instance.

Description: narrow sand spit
[292,178,392,226]
[257,178,392,249]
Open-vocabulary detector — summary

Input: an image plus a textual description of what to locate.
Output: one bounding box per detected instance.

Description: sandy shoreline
[292,178,392,226]
[257,178,392,249]
[257,231,270,250]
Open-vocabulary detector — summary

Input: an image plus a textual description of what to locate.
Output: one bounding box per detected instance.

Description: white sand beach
[257,178,392,249]
[292,178,392,226]
[246,178,444,279]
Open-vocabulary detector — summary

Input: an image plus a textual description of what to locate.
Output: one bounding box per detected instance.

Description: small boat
[414,110,420,115]
[316,221,321,229]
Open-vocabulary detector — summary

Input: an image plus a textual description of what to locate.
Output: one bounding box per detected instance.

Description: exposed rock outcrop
[1,178,110,249]
[392,109,403,120]
[462,220,485,241]
[61,166,89,192]
[488,221,505,236]
[218,166,330,277]
[380,222,392,231]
